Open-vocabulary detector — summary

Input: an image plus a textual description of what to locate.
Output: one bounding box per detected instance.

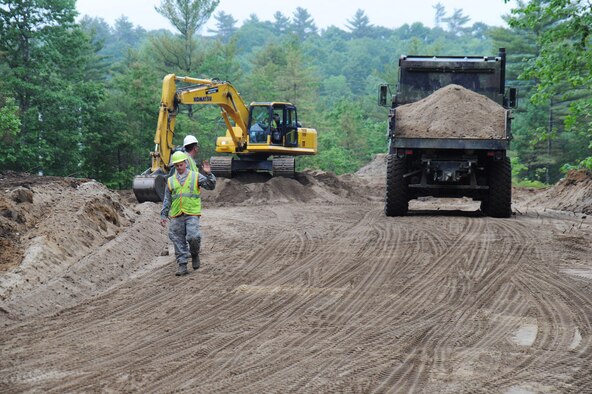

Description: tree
[0,96,21,169]
[443,8,470,36]
[272,11,290,35]
[505,0,592,171]
[276,43,319,113]
[114,16,146,50]
[291,7,318,40]
[433,2,446,28]
[154,0,219,73]
[0,0,101,175]
[346,9,373,39]
[208,11,237,43]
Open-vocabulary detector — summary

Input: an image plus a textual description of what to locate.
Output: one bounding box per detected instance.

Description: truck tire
[385,154,408,216]
[487,157,512,218]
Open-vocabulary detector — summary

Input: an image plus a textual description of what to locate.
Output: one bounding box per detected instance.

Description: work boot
[175,263,188,276]
[191,254,200,270]
[189,237,201,270]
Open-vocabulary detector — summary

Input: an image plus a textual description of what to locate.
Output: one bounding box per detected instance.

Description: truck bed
[391,137,510,150]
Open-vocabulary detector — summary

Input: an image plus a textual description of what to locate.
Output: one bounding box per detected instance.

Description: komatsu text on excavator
[132,74,317,203]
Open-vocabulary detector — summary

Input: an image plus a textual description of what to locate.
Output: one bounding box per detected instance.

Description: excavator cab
[247,103,299,147]
[210,102,314,178]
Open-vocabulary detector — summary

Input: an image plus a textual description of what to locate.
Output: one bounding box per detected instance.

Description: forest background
[0,0,590,189]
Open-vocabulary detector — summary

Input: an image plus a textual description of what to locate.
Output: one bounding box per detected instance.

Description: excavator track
[272,157,295,178]
[210,156,233,178]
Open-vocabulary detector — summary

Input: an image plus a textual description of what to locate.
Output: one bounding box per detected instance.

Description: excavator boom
[133,74,317,202]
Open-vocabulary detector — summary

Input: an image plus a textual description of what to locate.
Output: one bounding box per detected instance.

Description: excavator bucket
[132,174,167,203]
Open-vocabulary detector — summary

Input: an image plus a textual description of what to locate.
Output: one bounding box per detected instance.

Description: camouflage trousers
[168,214,201,266]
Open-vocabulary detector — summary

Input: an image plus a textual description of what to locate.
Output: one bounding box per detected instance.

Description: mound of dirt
[202,170,374,206]
[395,84,506,139]
[526,170,592,214]
[356,154,387,178]
[0,169,382,318]
[0,172,168,318]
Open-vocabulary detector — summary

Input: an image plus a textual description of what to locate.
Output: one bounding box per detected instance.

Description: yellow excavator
[132,74,318,203]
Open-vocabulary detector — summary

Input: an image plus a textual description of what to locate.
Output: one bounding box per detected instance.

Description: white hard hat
[183,135,199,147]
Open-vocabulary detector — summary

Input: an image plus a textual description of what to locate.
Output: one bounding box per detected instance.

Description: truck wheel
[479,199,488,213]
[487,157,512,218]
[385,154,409,216]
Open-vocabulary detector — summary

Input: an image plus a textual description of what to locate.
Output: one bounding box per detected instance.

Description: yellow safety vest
[187,155,198,172]
[167,170,202,217]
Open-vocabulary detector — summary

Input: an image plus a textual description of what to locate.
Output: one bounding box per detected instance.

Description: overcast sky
[76,0,516,32]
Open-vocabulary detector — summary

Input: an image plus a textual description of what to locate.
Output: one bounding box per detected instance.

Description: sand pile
[395,84,507,139]
[202,170,373,206]
[356,154,387,178]
[0,169,380,318]
[527,170,592,214]
[0,172,167,317]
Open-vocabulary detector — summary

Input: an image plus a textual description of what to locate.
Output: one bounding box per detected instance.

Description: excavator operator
[271,113,282,144]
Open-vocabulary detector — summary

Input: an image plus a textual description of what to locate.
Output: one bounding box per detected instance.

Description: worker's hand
[160,218,168,228]
[202,160,211,174]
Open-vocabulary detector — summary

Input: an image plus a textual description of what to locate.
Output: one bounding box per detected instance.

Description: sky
[76,0,516,32]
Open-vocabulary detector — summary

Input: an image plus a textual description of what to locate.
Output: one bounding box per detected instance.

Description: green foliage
[505,0,592,176]
[208,11,238,42]
[0,0,105,175]
[561,157,592,172]
[512,179,548,189]
[0,97,21,169]
[291,7,318,40]
[155,0,219,37]
[153,0,220,73]
[580,157,592,171]
[2,2,590,189]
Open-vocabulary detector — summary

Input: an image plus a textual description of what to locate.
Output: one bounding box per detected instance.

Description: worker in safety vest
[160,151,216,276]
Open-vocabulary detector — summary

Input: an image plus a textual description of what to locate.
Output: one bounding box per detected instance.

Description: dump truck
[378,48,517,218]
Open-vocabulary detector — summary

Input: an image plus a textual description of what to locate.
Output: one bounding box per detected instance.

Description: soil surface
[1,162,592,393]
[395,84,507,139]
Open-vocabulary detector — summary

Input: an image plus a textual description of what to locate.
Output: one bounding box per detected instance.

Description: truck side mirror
[378,84,390,107]
[508,87,517,108]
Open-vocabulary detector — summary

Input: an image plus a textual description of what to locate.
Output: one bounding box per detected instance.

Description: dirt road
[1,168,592,392]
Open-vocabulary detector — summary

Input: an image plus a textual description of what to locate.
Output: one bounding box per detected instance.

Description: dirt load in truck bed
[395,84,506,139]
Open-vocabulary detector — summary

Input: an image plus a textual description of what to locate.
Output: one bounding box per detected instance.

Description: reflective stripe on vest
[167,171,202,217]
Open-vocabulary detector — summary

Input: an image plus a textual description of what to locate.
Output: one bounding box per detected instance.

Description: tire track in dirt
[2,203,592,392]
[476,217,592,392]
[28,203,356,390]
[195,205,387,388]
[235,208,406,391]
[372,218,535,392]
[210,210,476,391]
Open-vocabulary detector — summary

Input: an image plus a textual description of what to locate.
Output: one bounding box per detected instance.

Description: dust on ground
[395,84,507,139]
[1,164,592,392]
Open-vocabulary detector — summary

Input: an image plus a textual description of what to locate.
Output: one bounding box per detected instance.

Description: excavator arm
[151,74,250,173]
[133,74,251,203]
